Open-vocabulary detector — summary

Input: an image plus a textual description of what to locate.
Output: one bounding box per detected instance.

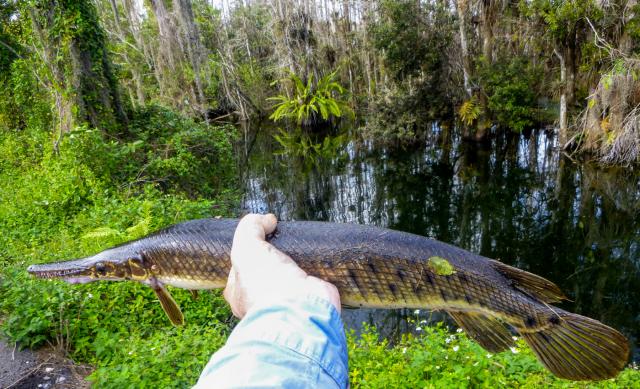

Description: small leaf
[427,256,456,276]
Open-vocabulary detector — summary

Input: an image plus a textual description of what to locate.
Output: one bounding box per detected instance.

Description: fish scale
[27,218,629,381]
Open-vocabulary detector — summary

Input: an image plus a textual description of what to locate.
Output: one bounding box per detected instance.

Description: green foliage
[0,107,240,385]
[268,70,352,126]
[371,0,453,83]
[88,324,229,387]
[366,0,456,141]
[62,105,238,197]
[526,0,602,41]
[273,128,346,159]
[349,323,640,388]
[0,107,238,261]
[626,4,640,51]
[458,96,482,126]
[477,58,542,132]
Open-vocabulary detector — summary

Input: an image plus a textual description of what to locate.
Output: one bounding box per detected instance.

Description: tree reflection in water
[240,125,640,361]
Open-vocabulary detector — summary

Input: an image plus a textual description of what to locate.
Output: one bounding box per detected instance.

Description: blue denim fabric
[194,295,348,389]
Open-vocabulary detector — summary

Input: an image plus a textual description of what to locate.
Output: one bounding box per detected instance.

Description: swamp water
[238,125,640,361]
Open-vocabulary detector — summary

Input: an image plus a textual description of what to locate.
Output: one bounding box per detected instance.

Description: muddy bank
[0,339,91,389]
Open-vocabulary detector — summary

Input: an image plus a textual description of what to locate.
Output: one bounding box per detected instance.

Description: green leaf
[427,256,456,276]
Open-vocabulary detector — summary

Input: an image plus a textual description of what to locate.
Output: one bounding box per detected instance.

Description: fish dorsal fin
[489,260,567,303]
[151,281,185,326]
[449,311,515,353]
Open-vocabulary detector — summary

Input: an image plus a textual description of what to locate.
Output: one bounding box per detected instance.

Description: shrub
[349,322,640,388]
[477,58,542,132]
[67,105,239,197]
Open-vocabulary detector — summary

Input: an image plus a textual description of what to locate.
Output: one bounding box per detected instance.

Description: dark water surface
[238,126,640,361]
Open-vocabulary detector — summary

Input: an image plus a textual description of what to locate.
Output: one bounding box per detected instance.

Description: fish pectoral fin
[489,260,567,303]
[449,311,515,353]
[519,312,629,381]
[152,283,185,326]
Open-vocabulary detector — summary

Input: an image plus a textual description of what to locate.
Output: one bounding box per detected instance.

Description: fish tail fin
[520,312,629,381]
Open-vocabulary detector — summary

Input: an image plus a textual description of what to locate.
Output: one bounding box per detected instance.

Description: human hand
[223,213,341,319]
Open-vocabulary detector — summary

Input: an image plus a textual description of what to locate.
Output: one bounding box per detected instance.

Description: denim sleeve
[193,295,349,389]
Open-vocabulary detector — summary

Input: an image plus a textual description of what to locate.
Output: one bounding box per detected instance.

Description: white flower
[414,309,420,315]
[128,351,134,355]
[435,366,441,370]
[486,353,493,358]
[453,345,459,352]
[510,347,519,354]
[87,293,93,298]
[456,328,463,333]
[420,320,427,324]
[402,347,407,354]
[445,337,452,344]
[512,336,518,341]
[415,326,422,332]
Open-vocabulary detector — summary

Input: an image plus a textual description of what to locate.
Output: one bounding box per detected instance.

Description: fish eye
[95,262,107,275]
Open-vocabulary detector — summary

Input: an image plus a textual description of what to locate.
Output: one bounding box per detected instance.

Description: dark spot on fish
[368,263,377,274]
[396,269,406,282]
[348,269,361,290]
[388,283,398,296]
[464,293,473,303]
[539,332,551,343]
[525,316,537,328]
[440,288,449,301]
[424,273,434,285]
[458,273,468,282]
[549,316,560,325]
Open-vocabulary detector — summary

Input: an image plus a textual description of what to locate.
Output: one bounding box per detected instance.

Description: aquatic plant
[268,70,352,126]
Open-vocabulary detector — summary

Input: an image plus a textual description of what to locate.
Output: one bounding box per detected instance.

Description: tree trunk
[149,0,179,71]
[109,0,145,107]
[554,48,568,145]
[31,0,126,136]
[173,0,206,109]
[28,6,73,143]
[481,0,495,62]
[456,0,472,97]
[564,39,576,107]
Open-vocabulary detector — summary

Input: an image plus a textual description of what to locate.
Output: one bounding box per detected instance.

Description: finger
[261,213,277,235]
[233,214,269,247]
[232,214,283,269]
[233,213,277,244]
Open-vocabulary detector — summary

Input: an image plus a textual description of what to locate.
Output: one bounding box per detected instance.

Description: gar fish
[27,218,629,381]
